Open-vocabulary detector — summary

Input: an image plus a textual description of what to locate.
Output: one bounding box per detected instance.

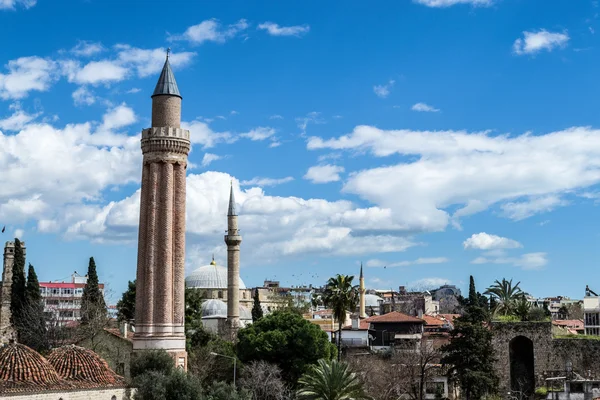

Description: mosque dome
[365,294,383,308]
[186,258,246,289]
[48,345,124,387]
[201,299,227,318]
[0,343,67,391]
[201,299,253,321]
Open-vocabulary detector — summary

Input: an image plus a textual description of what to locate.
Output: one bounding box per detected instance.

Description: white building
[39,272,105,325]
[583,295,600,335]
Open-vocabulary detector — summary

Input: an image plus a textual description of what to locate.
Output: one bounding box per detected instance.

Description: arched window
[242,292,246,299]
[111,396,117,400]
[218,291,223,299]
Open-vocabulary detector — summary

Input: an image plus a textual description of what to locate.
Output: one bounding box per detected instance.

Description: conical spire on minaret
[228,181,237,216]
[152,48,182,99]
[359,261,366,319]
[360,262,363,279]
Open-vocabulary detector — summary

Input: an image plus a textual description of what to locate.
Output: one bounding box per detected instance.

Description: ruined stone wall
[491,322,600,393]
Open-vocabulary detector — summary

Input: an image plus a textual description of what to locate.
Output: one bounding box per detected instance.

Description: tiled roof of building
[104,327,133,342]
[0,343,72,393]
[422,315,445,326]
[48,345,125,387]
[438,313,460,322]
[552,319,584,330]
[342,319,370,330]
[366,311,424,324]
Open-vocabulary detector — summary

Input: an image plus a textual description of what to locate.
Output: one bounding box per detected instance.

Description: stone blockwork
[0,388,132,400]
[0,241,24,343]
[491,322,600,393]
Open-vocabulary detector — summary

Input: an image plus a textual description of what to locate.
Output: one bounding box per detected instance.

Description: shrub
[131,350,174,380]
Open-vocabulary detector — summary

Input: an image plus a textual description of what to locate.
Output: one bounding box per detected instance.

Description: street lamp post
[210,352,237,387]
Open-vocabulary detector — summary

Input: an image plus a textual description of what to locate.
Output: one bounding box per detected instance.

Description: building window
[242,292,247,299]
[218,291,223,299]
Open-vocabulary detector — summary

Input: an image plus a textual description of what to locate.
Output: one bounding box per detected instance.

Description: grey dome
[365,294,383,308]
[186,260,246,289]
[201,300,253,321]
[201,299,227,318]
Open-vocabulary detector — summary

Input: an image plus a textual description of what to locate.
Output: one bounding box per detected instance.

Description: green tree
[80,257,107,324]
[323,274,359,361]
[251,290,263,322]
[204,381,251,400]
[442,277,498,400]
[296,359,373,400]
[484,278,524,317]
[131,349,174,380]
[19,264,47,352]
[116,280,136,322]
[237,311,336,384]
[514,296,531,321]
[10,238,26,338]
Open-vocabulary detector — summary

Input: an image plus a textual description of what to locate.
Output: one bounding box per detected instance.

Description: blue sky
[1,0,599,304]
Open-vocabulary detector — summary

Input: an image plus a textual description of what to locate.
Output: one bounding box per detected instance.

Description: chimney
[418,309,423,318]
[120,321,128,338]
[352,317,359,330]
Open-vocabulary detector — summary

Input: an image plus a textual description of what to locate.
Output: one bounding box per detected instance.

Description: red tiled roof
[342,319,370,330]
[104,328,133,342]
[552,319,584,329]
[422,315,445,326]
[48,345,125,387]
[0,343,73,393]
[438,314,460,322]
[366,311,424,324]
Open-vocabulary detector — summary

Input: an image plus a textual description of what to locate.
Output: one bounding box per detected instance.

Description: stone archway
[509,335,535,396]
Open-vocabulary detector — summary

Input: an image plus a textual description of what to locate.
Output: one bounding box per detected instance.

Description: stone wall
[0,387,132,400]
[491,322,600,393]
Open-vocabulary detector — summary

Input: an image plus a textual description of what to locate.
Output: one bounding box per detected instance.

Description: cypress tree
[10,238,26,337]
[80,257,106,324]
[23,264,47,352]
[442,276,498,400]
[251,290,263,322]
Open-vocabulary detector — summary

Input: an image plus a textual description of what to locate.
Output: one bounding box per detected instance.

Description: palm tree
[297,359,373,400]
[323,274,359,361]
[484,278,524,316]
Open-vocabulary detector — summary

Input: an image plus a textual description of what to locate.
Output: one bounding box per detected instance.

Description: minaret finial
[210,254,216,266]
[166,47,171,59]
[360,262,363,279]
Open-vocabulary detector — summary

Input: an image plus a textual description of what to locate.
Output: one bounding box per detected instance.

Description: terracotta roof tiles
[48,345,125,387]
[366,311,424,324]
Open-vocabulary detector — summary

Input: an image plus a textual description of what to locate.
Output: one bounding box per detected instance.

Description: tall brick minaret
[225,182,242,338]
[133,50,189,369]
[359,262,366,319]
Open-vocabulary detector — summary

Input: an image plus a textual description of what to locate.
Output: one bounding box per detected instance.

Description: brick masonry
[133,79,189,369]
[0,241,24,343]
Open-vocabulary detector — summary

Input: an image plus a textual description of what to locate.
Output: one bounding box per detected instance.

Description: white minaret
[133,50,189,369]
[224,182,242,338]
[359,262,366,319]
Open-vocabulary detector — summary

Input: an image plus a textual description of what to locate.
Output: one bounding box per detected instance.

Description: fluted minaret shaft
[133,53,189,369]
[359,263,366,319]
[225,183,242,336]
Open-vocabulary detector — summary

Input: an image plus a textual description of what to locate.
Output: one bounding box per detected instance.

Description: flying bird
[1,226,4,233]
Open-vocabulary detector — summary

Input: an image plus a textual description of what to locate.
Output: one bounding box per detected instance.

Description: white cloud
[270,114,284,120]
[414,0,492,6]
[0,57,58,99]
[63,172,416,264]
[0,105,40,131]
[257,22,310,37]
[71,41,105,57]
[307,125,600,231]
[513,30,570,55]
[72,86,96,106]
[181,120,234,148]
[366,257,448,268]
[463,232,522,250]
[115,45,195,78]
[296,111,324,135]
[99,103,136,131]
[126,88,141,94]
[201,153,222,167]
[170,19,249,44]
[471,252,548,270]
[411,102,440,112]
[0,0,36,10]
[373,80,395,98]
[409,277,451,289]
[501,195,568,220]
[230,110,239,115]
[240,127,276,141]
[0,107,140,227]
[304,165,345,184]
[13,228,24,238]
[70,60,128,85]
[240,176,294,187]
